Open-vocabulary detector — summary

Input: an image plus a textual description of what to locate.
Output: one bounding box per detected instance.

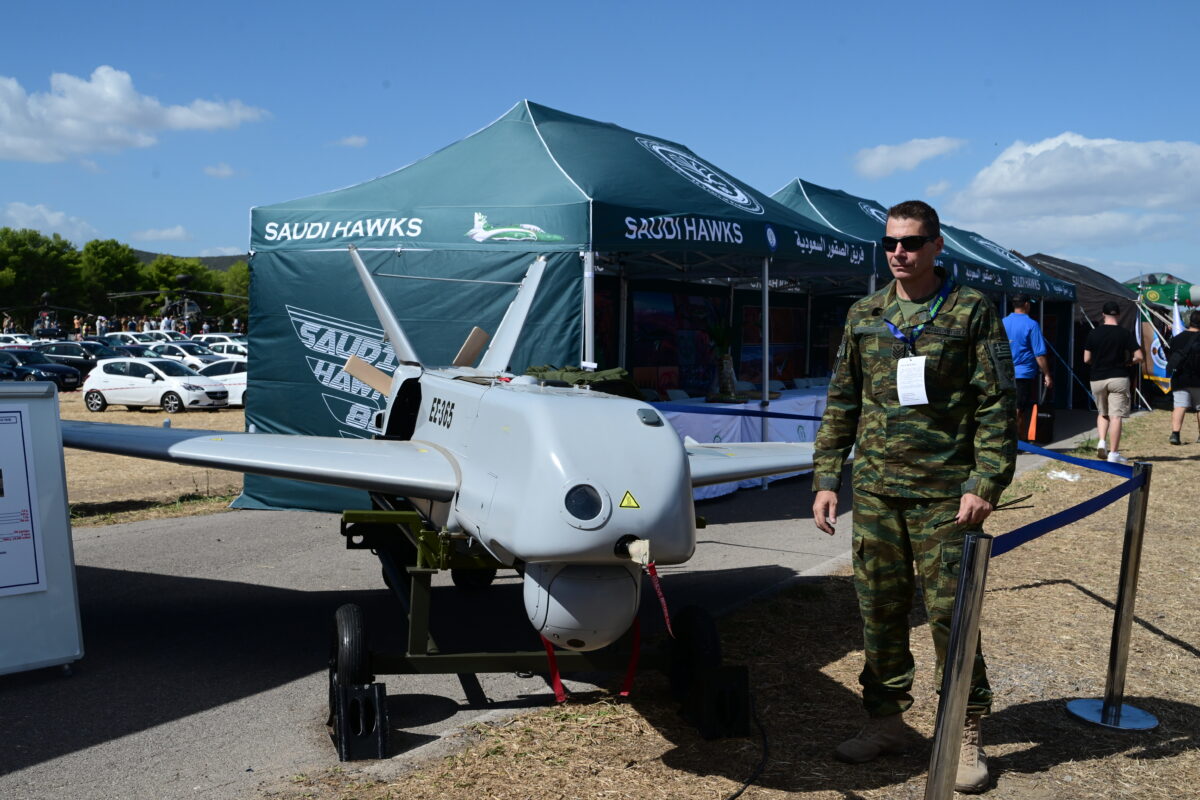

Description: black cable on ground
[723,693,768,800]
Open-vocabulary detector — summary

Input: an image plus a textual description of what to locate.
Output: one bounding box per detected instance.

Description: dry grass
[58,388,245,526]
[254,410,1200,800]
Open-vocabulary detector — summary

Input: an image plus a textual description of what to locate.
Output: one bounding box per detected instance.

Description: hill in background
[132,249,248,272]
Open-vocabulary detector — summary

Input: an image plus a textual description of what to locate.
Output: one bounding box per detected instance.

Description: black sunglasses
[881,235,936,252]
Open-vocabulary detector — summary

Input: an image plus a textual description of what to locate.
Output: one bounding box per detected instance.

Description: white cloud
[948,132,1200,252]
[925,179,951,197]
[335,135,368,148]
[200,246,244,257]
[131,225,189,242]
[204,162,234,178]
[0,66,269,162]
[2,201,98,244]
[952,133,1200,219]
[854,137,966,178]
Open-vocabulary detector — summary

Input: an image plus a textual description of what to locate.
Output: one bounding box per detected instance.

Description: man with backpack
[1167,310,1200,445]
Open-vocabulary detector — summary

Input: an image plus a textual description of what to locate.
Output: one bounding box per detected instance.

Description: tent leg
[582,251,596,370]
[760,257,770,490]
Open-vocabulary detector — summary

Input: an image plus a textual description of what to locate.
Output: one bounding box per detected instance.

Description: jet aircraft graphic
[61,247,815,653]
[465,212,565,242]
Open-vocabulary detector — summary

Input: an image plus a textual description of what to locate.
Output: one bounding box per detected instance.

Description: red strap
[618,617,641,697]
[540,636,568,703]
[646,562,674,638]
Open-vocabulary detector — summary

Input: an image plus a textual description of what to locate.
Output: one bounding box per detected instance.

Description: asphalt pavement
[0,409,1099,800]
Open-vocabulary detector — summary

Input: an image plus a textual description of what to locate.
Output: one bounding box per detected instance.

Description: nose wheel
[327,603,388,760]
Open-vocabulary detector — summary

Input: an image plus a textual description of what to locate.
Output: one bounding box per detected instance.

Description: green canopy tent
[240,101,872,511]
[772,178,1076,301]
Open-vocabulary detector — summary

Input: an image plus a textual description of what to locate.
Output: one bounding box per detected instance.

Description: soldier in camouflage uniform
[811,200,1016,793]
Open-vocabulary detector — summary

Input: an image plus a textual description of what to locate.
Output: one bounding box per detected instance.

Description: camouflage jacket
[812,270,1017,504]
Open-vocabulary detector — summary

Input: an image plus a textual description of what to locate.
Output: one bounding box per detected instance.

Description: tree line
[0,227,250,331]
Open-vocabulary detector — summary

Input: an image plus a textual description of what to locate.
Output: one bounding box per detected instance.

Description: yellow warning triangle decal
[619,491,640,509]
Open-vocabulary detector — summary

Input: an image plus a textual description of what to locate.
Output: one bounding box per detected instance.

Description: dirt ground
[251,410,1200,800]
[58,387,245,521]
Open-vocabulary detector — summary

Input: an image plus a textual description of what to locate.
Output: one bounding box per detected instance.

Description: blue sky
[3,0,1198,286]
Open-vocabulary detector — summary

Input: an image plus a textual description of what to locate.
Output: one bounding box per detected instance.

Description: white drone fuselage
[380,363,694,652]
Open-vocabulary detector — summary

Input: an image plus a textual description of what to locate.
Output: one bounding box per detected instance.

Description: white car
[208,341,248,358]
[143,329,190,343]
[0,333,37,346]
[147,341,226,370]
[82,358,228,413]
[197,359,247,406]
[192,332,247,346]
[103,331,161,346]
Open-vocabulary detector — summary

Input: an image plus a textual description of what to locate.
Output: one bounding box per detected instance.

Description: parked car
[0,333,38,346]
[32,340,115,376]
[82,358,228,413]
[78,340,127,360]
[113,343,156,358]
[142,329,190,343]
[101,331,161,346]
[0,348,82,391]
[191,333,247,346]
[197,359,247,406]
[147,341,226,370]
[207,341,248,358]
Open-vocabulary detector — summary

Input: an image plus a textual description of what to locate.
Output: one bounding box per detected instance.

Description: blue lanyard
[884,278,954,356]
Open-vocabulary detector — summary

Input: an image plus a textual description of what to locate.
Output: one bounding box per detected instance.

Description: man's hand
[1043,373,1053,389]
[813,490,838,535]
[955,492,994,526]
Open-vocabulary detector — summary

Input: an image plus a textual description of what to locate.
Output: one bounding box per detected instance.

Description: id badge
[896,356,928,406]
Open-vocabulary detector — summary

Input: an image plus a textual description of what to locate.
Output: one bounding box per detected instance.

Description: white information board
[0,404,47,596]
[0,383,83,675]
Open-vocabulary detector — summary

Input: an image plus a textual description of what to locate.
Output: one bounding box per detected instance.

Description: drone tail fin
[348,245,421,366]
[478,256,546,372]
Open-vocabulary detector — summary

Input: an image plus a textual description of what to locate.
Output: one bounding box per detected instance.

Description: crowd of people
[2,312,244,340]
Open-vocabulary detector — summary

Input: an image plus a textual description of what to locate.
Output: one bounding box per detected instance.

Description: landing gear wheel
[333,603,370,686]
[451,567,497,590]
[328,602,370,725]
[161,392,185,414]
[84,390,107,412]
[669,606,722,702]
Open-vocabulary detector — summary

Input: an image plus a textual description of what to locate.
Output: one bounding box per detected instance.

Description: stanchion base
[1066,698,1158,730]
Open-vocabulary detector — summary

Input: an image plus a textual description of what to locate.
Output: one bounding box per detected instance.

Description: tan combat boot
[955,714,989,793]
[834,712,907,763]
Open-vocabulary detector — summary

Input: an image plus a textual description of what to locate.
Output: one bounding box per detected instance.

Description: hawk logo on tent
[466,212,565,243]
[858,202,889,225]
[635,137,764,215]
[970,235,1038,273]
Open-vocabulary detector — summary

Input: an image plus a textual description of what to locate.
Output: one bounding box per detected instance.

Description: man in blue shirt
[1003,294,1053,441]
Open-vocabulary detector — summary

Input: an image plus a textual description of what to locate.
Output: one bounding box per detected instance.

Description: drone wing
[684,439,815,487]
[60,421,459,500]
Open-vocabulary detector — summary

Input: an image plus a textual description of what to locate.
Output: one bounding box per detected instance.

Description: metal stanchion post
[1067,461,1158,730]
[925,531,993,800]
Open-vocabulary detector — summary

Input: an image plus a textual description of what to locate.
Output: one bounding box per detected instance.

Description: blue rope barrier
[1017,440,1133,478]
[651,402,823,421]
[991,470,1145,557]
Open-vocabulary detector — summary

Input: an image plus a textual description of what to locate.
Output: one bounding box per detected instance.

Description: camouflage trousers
[851,489,992,717]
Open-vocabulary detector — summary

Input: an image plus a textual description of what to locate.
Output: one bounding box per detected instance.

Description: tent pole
[582,251,596,369]
[1068,303,1077,410]
[806,291,813,376]
[760,257,771,490]
[618,274,628,370]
